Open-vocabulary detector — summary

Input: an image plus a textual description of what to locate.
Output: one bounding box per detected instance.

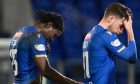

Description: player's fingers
[128,15,132,22]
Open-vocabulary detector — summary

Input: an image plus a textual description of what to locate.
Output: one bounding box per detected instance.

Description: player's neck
[98,19,109,29]
[33,23,45,31]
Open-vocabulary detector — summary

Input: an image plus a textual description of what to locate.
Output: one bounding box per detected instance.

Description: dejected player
[83,3,137,84]
[9,10,83,84]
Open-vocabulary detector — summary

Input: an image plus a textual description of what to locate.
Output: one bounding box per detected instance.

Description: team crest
[111,39,121,47]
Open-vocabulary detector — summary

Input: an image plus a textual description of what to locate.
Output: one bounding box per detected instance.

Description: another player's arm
[34,56,81,84]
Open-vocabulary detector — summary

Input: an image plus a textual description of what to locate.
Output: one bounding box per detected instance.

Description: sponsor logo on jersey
[35,44,45,51]
[14,32,23,38]
[85,33,91,40]
[111,39,121,47]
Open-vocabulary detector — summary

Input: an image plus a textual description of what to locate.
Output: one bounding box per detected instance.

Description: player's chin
[120,29,124,33]
[120,31,124,34]
[117,30,123,35]
[116,32,121,35]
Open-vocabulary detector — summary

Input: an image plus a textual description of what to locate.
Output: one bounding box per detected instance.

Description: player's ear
[107,16,115,24]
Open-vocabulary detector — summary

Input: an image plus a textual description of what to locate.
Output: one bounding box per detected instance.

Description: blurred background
[0,0,140,84]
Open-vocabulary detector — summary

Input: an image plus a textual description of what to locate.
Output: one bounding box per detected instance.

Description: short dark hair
[104,3,132,21]
[35,10,64,32]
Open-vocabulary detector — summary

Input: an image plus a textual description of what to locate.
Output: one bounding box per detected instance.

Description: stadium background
[0,0,140,84]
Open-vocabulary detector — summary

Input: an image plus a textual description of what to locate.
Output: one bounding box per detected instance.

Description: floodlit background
[0,0,140,84]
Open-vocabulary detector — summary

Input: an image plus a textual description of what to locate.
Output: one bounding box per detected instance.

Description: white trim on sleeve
[117,46,126,53]
[36,55,47,57]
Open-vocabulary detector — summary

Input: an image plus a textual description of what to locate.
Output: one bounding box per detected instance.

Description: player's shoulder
[100,29,116,39]
[20,25,36,33]
[86,25,105,39]
[13,25,38,42]
[100,31,120,48]
[90,25,114,37]
[21,25,39,37]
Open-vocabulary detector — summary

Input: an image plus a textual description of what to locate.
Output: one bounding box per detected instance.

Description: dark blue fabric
[83,25,137,84]
[9,25,47,84]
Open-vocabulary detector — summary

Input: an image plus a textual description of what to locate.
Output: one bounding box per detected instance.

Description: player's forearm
[34,57,80,84]
[126,27,134,41]
[42,66,78,84]
[126,28,137,63]
[124,15,134,41]
[118,41,137,63]
[126,41,137,63]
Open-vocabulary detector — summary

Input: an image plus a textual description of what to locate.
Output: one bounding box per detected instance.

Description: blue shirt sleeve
[29,33,47,58]
[100,31,137,63]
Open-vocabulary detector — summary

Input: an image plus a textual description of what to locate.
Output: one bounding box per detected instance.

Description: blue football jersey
[9,25,47,84]
[83,25,137,84]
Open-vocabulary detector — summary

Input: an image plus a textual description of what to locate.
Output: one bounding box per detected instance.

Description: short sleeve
[29,33,47,58]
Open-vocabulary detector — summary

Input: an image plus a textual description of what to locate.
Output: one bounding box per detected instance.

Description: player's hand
[124,15,135,41]
[76,82,84,84]
[70,80,84,84]
[73,81,84,84]
[123,15,133,32]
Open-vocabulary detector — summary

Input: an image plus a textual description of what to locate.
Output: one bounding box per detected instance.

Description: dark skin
[29,22,83,84]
